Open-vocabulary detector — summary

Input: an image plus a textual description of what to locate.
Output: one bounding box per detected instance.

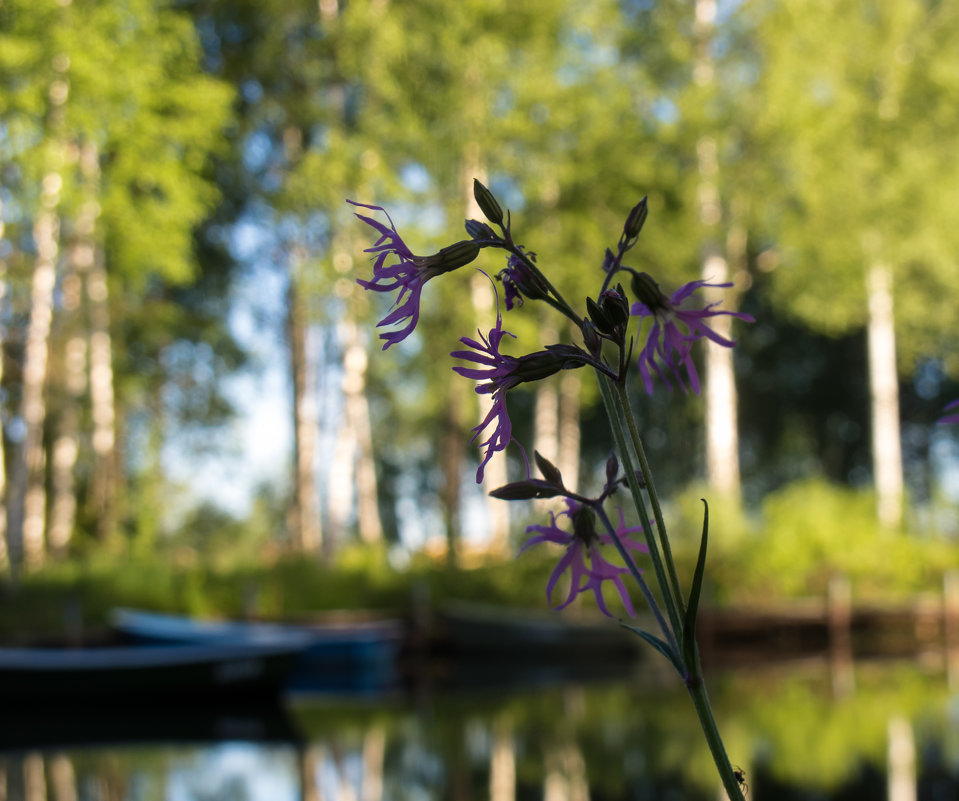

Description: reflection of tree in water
[189,774,250,801]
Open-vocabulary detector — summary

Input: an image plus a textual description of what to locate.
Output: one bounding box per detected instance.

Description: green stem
[613,380,686,617]
[686,667,746,801]
[595,371,684,641]
[593,503,680,659]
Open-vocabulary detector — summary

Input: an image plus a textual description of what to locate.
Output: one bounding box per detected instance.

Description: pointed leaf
[618,621,685,676]
[682,499,709,668]
[534,450,564,488]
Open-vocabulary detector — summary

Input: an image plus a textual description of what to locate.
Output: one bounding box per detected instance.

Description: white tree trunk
[701,252,741,496]
[0,196,9,570]
[48,264,86,556]
[694,0,743,497]
[558,369,581,491]
[8,174,62,569]
[328,318,383,545]
[866,263,903,527]
[289,261,323,553]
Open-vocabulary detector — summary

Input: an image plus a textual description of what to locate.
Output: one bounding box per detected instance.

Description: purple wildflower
[350,200,479,349]
[450,301,522,483]
[498,248,548,311]
[519,500,649,618]
[630,273,754,394]
[452,288,594,483]
[939,399,959,424]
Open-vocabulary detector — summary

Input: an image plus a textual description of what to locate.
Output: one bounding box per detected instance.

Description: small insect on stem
[733,766,748,796]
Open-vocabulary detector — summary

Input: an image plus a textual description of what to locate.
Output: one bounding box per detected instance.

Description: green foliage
[674,478,955,604]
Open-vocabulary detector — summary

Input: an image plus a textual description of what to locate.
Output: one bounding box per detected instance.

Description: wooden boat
[111,607,402,663]
[431,601,644,661]
[0,636,311,704]
[110,608,404,694]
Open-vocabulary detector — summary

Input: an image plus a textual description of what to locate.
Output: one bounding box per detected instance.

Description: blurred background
[1,0,957,608]
[2,0,959,796]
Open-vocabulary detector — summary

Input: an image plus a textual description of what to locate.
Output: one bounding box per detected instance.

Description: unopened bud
[465,219,496,241]
[600,285,630,329]
[631,271,668,311]
[473,179,504,226]
[581,319,602,356]
[623,197,648,242]
[434,240,481,271]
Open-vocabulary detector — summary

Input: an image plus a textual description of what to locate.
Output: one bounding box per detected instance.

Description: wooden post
[944,570,959,691]
[828,574,854,697]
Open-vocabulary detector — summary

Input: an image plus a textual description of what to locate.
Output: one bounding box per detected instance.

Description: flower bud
[586,296,614,335]
[581,319,602,357]
[432,240,482,272]
[600,285,630,329]
[623,197,648,242]
[465,219,496,241]
[631,271,668,312]
[473,179,504,225]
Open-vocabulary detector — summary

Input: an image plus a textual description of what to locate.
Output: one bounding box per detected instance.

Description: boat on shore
[110,608,404,694]
[0,636,311,704]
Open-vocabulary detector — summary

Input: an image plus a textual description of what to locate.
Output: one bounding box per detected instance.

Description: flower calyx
[619,196,648,252]
[473,178,504,226]
[630,271,669,313]
[424,240,483,277]
[489,449,566,501]
[465,218,498,242]
[586,284,630,339]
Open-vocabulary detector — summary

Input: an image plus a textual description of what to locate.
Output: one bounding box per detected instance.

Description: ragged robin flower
[350,200,480,349]
[518,500,648,618]
[452,284,595,483]
[630,272,754,394]
[939,399,959,424]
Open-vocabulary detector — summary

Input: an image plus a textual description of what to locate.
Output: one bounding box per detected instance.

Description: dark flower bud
[605,453,619,488]
[489,479,564,500]
[571,505,597,546]
[631,271,668,312]
[586,295,615,336]
[534,450,564,488]
[473,179,504,226]
[465,219,497,241]
[600,285,630,329]
[622,197,648,244]
[432,240,482,272]
[581,319,602,357]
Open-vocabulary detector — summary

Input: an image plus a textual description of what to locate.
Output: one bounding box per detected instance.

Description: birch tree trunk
[695,0,742,497]
[533,323,560,512]
[557,369,581,491]
[48,227,87,557]
[288,257,323,554]
[866,262,903,528]
[0,197,9,570]
[327,225,382,547]
[83,144,117,543]
[8,171,62,569]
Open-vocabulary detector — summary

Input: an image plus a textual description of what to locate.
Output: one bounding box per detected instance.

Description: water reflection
[2,656,959,800]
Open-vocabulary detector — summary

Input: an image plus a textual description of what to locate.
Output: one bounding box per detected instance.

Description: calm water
[3,654,959,801]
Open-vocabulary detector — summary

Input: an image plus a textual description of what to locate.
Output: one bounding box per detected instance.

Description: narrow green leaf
[618,621,685,676]
[682,499,709,668]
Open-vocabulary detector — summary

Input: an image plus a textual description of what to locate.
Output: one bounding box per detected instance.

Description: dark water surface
[2,654,959,800]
